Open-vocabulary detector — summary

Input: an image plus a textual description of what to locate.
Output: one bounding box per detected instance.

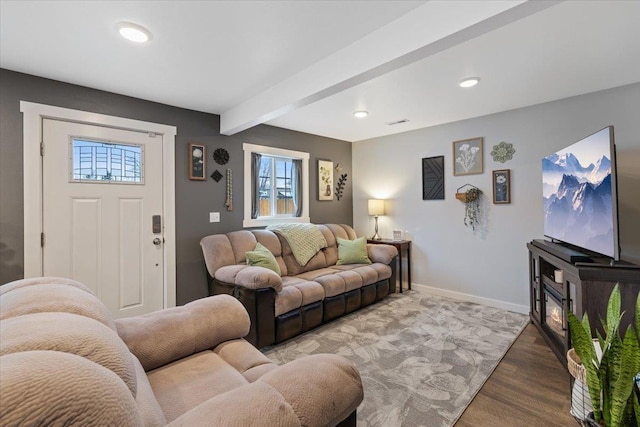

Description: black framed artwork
[422,156,445,200]
[492,169,511,204]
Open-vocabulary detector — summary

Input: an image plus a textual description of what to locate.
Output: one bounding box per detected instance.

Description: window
[258,155,296,217]
[70,138,143,184]
[243,143,309,227]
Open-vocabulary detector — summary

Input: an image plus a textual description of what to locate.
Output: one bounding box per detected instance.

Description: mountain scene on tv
[542,129,614,257]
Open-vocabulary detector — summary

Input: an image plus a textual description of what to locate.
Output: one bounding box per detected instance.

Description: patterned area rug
[263,290,528,427]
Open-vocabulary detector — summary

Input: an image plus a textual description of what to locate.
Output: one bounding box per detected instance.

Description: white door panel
[42,119,164,317]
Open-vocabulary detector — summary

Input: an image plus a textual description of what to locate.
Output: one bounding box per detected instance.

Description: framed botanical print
[189,143,206,180]
[318,160,333,200]
[453,137,483,176]
[492,169,511,204]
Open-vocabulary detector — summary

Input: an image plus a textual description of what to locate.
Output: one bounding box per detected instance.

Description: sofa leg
[336,410,357,427]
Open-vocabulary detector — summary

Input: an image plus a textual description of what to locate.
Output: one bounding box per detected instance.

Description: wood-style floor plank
[455,323,577,427]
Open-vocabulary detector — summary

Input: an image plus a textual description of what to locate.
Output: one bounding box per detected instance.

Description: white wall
[353,83,640,313]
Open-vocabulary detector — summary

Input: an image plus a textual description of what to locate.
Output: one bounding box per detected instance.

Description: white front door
[42,118,164,317]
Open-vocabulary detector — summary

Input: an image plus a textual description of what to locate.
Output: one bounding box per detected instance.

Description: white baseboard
[409,283,529,315]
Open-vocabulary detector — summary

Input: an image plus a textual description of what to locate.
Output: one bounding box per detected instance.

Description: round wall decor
[213,148,229,165]
[491,142,515,163]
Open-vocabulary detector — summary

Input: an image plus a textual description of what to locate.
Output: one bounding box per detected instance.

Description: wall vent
[386,119,409,126]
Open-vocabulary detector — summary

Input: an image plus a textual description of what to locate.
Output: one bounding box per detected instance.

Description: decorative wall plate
[491,142,515,163]
[210,170,223,182]
[213,148,229,165]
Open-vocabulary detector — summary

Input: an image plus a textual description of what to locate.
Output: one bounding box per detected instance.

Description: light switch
[209,212,220,223]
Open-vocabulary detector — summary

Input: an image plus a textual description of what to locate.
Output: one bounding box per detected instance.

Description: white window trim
[243,143,310,228]
[20,101,177,309]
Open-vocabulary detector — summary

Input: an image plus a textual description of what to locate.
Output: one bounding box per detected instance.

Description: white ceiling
[1,1,639,142]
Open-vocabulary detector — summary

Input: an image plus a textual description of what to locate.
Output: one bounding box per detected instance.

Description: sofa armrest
[166,382,300,427]
[257,354,363,426]
[167,354,362,427]
[115,294,250,371]
[367,243,398,264]
[215,265,283,292]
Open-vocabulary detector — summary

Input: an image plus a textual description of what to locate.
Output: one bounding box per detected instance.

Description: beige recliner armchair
[0,277,363,426]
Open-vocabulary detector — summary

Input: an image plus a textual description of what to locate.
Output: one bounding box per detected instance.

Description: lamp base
[371,215,382,240]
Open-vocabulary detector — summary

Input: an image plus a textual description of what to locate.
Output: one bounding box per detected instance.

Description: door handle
[153,238,162,246]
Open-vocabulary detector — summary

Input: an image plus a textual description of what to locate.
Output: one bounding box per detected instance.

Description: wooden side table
[367,239,412,293]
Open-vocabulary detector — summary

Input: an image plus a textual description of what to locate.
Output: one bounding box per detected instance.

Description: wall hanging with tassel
[225,169,233,211]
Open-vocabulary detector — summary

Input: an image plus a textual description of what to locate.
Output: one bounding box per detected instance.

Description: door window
[70,138,144,184]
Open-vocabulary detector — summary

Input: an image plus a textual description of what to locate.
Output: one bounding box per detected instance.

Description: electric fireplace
[544,284,565,340]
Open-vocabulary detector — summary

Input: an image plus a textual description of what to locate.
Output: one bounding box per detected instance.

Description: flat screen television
[542,126,620,260]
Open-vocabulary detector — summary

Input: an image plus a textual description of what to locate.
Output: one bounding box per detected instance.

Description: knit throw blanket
[267,223,328,266]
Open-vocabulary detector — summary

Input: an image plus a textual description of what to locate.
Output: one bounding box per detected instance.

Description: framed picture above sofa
[318,160,333,200]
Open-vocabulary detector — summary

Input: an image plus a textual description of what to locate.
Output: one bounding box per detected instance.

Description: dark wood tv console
[527,241,640,367]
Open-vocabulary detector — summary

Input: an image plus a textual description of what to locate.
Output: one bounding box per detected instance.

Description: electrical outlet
[209,212,220,223]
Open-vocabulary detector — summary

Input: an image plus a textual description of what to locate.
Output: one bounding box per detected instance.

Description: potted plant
[568,284,640,427]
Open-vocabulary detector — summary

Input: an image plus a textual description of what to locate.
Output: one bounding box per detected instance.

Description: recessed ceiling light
[353,111,369,118]
[117,22,152,43]
[459,77,480,88]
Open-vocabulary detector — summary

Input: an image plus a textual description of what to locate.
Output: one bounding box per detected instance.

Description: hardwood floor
[456,323,577,427]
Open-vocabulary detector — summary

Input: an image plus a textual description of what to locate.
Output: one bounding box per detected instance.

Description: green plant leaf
[569,311,602,421]
[611,326,640,426]
[634,389,640,427]
[636,291,640,347]
[607,284,622,339]
[583,312,593,343]
[610,333,623,393]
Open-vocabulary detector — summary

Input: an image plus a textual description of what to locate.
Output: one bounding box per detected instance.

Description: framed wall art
[492,169,511,204]
[189,143,206,180]
[422,155,445,200]
[453,137,483,176]
[318,160,334,200]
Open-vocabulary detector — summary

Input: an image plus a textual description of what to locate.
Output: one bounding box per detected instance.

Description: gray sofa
[200,224,398,348]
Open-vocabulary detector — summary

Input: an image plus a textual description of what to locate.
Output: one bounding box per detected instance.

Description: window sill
[243,216,310,228]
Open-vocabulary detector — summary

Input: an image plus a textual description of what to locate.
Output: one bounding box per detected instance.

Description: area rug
[262,290,528,427]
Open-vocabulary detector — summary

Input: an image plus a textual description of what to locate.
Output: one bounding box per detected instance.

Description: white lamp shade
[368,199,385,216]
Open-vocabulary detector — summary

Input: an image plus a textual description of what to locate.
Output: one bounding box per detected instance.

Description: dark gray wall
[0,69,353,303]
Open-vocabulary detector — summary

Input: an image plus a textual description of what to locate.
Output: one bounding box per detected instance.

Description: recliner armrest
[215,265,283,292]
[115,295,250,371]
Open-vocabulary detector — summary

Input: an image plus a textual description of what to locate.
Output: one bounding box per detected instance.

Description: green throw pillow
[246,242,281,275]
[336,237,372,265]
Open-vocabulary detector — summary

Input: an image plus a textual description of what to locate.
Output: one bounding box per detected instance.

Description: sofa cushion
[227,230,258,264]
[336,237,371,265]
[0,276,93,296]
[294,267,339,281]
[0,350,143,427]
[246,242,281,276]
[1,312,137,397]
[331,263,392,285]
[314,274,346,298]
[337,270,364,292]
[275,286,303,317]
[147,351,249,422]
[0,283,116,330]
[131,354,167,427]
[213,338,277,382]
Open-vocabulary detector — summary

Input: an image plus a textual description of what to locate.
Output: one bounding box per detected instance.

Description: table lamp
[368,199,385,240]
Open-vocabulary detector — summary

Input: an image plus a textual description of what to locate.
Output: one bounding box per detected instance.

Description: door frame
[21,101,177,309]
